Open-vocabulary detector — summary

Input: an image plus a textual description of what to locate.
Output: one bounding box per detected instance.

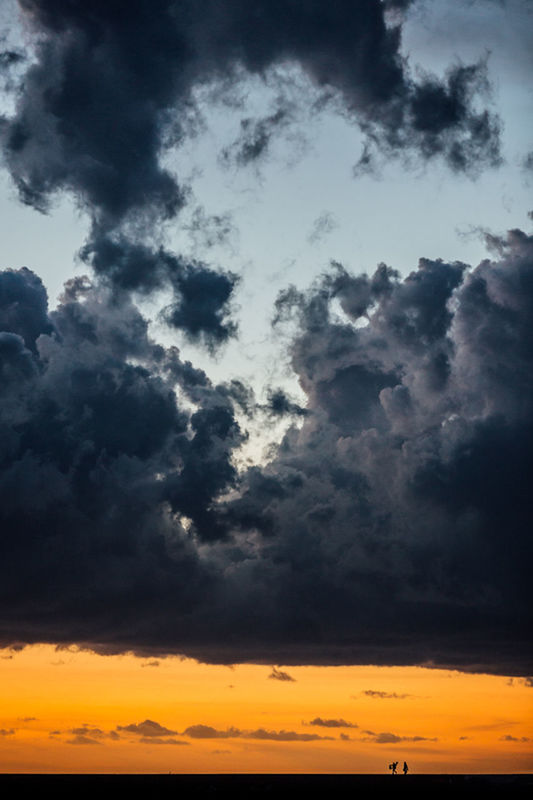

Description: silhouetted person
[403,761,408,775]
[392,761,398,774]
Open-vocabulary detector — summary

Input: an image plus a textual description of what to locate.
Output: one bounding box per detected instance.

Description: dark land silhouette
[0,774,531,799]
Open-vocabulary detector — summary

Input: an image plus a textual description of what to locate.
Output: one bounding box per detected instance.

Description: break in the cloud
[268,667,296,682]
[361,690,412,700]
[362,730,438,744]
[307,718,358,729]
[0,226,532,676]
[183,724,333,742]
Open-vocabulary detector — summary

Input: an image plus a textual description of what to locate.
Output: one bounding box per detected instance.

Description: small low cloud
[212,749,231,755]
[268,667,296,682]
[248,728,333,742]
[506,677,533,688]
[362,730,438,744]
[71,726,106,738]
[66,734,101,745]
[18,717,37,722]
[499,735,530,743]
[361,690,412,700]
[141,661,160,668]
[307,717,358,729]
[139,737,189,745]
[117,720,177,738]
[0,729,15,736]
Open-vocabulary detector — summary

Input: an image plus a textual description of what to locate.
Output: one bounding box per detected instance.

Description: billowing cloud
[0,225,531,676]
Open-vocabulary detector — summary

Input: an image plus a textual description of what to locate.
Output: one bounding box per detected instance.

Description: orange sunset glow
[1,646,531,774]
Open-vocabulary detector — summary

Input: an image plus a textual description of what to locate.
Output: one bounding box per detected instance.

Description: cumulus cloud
[0,224,531,676]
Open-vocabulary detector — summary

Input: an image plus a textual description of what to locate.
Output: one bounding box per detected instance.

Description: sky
[0,0,532,774]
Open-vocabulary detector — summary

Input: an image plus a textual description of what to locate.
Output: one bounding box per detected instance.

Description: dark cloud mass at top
[0,1,530,677]
[0,0,501,337]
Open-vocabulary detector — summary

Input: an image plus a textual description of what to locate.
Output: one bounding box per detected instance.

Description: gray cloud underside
[0,225,531,676]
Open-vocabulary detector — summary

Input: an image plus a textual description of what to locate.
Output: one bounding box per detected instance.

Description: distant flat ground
[1,774,531,798]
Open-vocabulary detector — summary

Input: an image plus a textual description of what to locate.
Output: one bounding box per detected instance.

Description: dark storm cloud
[1,1,501,245]
[1,225,532,675]
[216,226,533,676]
[0,0,504,361]
[79,236,238,350]
[0,266,251,651]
